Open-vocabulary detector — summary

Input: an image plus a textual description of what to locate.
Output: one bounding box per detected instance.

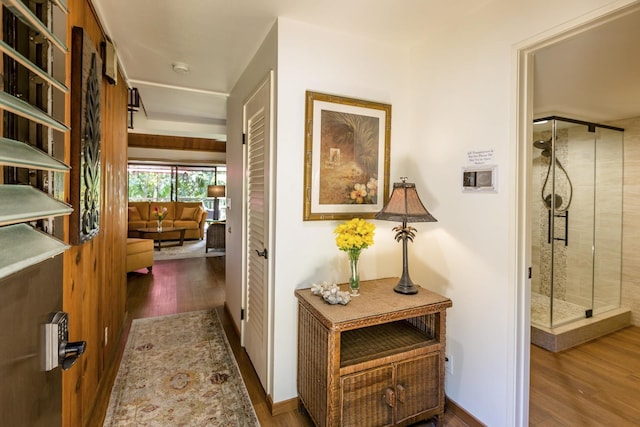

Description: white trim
[266,69,276,397]
[129,79,229,97]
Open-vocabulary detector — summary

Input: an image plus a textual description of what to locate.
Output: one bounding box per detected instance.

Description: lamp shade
[375,180,436,223]
[207,185,225,198]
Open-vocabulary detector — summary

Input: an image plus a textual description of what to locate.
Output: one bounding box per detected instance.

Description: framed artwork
[303,91,391,221]
[69,27,102,245]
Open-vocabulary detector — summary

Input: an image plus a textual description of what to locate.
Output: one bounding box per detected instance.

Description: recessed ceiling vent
[172,62,190,73]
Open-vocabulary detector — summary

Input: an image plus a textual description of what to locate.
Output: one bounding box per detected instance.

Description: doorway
[516,1,640,423]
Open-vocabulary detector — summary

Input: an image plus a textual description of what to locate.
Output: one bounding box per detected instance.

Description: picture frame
[69,27,102,245]
[303,91,391,221]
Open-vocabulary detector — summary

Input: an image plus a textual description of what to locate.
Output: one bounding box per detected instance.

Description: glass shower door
[531,117,624,329]
[558,119,595,326]
[592,127,623,315]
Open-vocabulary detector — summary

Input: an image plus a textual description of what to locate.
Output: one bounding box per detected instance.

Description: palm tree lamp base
[393,237,419,294]
[394,279,419,295]
[375,178,437,296]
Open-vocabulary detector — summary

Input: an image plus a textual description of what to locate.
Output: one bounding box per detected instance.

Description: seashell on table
[310,281,351,305]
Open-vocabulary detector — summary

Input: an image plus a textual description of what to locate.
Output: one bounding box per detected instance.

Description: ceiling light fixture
[172,62,190,73]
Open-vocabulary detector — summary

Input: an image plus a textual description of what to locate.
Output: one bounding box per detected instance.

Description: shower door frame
[531,116,624,329]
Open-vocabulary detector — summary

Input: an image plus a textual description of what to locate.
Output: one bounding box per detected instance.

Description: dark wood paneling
[128,132,226,152]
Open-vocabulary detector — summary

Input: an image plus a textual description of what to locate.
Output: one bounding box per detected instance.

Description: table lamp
[207,185,225,220]
[375,177,437,294]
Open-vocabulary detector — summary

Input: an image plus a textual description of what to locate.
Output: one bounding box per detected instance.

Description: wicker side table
[206,222,225,252]
[295,278,452,427]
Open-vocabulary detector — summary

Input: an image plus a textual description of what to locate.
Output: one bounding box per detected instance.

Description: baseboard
[266,395,472,423]
[223,302,241,338]
[267,395,299,416]
[446,396,486,427]
[85,311,132,427]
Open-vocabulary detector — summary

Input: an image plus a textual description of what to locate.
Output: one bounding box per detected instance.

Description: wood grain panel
[63,1,129,426]
[128,132,226,152]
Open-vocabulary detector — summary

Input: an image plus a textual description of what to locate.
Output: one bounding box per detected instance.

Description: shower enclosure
[531,116,624,329]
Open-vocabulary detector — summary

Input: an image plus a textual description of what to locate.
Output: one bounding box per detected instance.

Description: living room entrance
[127,163,227,222]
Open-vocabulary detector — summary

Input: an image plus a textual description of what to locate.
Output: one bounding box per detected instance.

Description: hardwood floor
[90,256,467,426]
[529,326,640,426]
[91,256,640,427]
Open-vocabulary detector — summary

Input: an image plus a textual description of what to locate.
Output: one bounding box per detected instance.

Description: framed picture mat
[303,91,391,221]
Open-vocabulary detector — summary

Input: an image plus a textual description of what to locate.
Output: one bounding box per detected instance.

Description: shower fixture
[534,137,573,212]
[533,139,551,157]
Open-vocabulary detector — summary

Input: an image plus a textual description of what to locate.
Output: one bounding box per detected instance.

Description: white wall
[227,1,638,426]
[272,18,414,401]
[409,1,637,425]
[227,23,278,335]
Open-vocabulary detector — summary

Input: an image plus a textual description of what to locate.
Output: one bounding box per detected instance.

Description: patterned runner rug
[103,310,259,426]
[153,239,225,261]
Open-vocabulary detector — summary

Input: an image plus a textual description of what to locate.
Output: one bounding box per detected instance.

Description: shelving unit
[295,277,452,427]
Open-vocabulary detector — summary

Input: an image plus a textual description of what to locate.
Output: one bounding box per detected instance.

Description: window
[128,163,227,220]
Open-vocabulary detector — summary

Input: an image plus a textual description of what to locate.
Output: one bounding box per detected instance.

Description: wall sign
[463,149,497,193]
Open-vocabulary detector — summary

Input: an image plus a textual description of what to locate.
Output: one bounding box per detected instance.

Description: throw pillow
[181,207,197,220]
[128,206,141,221]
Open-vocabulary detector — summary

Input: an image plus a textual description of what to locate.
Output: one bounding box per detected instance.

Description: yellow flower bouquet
[334,218,375,295]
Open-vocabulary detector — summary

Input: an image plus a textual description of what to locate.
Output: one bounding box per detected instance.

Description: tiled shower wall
[610,116,640,326]
[531,129,569,300]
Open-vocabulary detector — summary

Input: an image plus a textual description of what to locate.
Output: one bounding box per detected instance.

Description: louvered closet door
[243,75,271,389]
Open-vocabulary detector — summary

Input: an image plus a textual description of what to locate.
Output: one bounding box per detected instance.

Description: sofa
[126,238,154,273]
[128,201,207,240]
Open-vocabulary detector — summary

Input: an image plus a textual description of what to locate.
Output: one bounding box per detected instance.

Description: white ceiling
[533,7,640,123]
[91,0,463,141]
[91,0,640,141]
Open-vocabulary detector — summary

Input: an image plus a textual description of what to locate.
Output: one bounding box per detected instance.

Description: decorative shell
[310,281,351,305]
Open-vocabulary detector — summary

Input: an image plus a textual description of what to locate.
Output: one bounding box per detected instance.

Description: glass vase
[348,251,360,296]
[157,219,163,232]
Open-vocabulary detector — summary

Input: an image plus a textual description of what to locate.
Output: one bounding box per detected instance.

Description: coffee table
[137,227,186,250]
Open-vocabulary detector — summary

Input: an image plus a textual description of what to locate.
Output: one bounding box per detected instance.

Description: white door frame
[513,2,639,424]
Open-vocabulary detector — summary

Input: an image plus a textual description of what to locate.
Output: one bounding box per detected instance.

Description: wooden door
[243,73,272,389]
[341,365,395,427]
[395,353,441,423]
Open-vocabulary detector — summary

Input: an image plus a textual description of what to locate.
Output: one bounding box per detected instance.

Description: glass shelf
[0,185,72,226]
[0,0,67,52]
[0,137,70,171]
[0,91,68,132]
[0,40,68,93]
[51,0,69,14]
[0,223,69,280]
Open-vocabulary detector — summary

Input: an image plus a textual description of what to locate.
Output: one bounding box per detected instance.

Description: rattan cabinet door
[395,353,440,423]
[341,365,394,427]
